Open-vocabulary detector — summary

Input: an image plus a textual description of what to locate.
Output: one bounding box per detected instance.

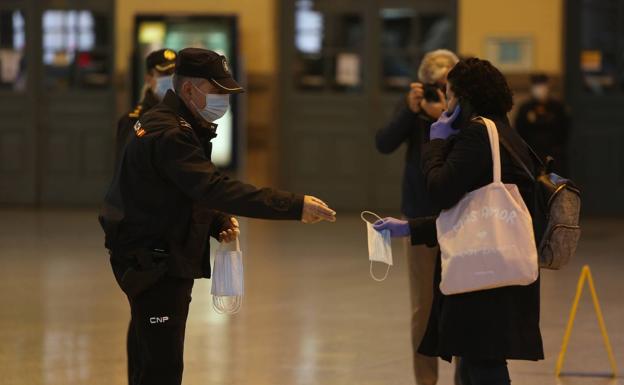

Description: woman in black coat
[375,58,543,385]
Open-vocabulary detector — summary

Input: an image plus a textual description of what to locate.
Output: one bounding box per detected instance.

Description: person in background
[375,49,460,385]
[375,58,543,385]
[115,48,177,160]
[514,73,570,174]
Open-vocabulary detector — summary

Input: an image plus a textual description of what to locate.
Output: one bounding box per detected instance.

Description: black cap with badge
[175,48,244,94]
[146,48,177,73]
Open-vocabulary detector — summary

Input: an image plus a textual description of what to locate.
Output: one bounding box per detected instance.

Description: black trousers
[126,275,194,385]
[111,257,193,385]
[458,358,511,385]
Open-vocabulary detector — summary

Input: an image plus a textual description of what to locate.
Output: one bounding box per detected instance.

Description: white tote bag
[211,238,244,314]
[436,117,539,295]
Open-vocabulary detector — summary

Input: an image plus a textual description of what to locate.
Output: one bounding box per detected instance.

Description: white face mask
[154,75,173,99]
[531,84,549,101]
[361,211,393,281]
[190,83,230,122]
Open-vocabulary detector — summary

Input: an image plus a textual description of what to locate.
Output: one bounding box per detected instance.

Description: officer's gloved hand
[219,217,240,243]
[373,217,410,238]
[302,196,337,224]
[430,105,461,140]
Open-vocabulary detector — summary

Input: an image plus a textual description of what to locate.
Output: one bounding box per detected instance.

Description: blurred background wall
[459,0,563,73]
[1,0,622,214]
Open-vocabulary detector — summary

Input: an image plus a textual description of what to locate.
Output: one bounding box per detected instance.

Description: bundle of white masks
[211,238,244,314]
[361,211,393,281]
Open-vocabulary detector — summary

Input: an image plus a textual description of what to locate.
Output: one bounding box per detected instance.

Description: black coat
[409,116,544,362]
[375,100,438,217]
[100,90,304,279]
[114,89,160,163]
[514,98,569,174]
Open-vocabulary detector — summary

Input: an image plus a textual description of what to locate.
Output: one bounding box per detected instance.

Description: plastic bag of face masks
[211,239,244,314]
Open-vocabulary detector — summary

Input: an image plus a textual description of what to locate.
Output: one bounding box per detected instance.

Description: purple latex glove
[373,217,410,238]
[430,105,461,140]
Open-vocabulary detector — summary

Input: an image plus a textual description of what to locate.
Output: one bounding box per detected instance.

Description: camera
[423,83,445,103]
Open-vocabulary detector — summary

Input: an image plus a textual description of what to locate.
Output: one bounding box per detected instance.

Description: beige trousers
[405,239,462,385]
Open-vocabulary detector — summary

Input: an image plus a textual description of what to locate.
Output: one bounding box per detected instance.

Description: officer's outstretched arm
[155,128,335,222]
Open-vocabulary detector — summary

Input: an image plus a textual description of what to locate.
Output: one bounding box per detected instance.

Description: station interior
[1,1,623,384]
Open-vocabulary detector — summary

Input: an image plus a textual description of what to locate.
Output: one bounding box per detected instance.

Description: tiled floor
[0,209,622,385]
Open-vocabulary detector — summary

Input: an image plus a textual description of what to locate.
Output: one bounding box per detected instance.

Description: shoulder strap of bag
[476,117,502,183]
[473,117,538,182]
[498,135,537,182]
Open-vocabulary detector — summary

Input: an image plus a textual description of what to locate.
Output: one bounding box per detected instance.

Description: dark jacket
[100,90,304,279]
[375,101,438,217]
[514,98,569,173]
[409,116,544,362]
[114,89,161,163]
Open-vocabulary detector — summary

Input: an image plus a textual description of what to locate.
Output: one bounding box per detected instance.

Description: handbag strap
[475,117,539,183]
[476,117,502,183]
[498,135,537,182]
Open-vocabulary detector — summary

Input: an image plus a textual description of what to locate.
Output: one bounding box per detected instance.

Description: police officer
[115,48,177,160]
[100,48,336,385]
[514,73,570,174]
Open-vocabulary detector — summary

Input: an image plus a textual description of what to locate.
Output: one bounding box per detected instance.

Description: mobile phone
[451,98,475,130]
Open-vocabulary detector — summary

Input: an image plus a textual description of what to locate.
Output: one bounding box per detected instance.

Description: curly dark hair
[447,58,513,117]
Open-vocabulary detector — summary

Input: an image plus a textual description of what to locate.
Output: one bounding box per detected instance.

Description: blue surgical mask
[154,75,173,99]
[190,83,230,122]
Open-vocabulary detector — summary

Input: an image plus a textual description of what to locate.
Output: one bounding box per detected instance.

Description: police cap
[530,73,549,85]
[175,48,244,94]
[146,49,177,73]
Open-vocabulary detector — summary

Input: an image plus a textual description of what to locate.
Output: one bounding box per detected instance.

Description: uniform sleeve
[421,123,491,210]
[155,128,304,220]
[191,203,234,240]
[208,211,234,240]
[375,101,421,154]
[514,103,530,140]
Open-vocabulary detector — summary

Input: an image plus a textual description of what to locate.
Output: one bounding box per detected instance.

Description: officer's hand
[302,196,336,224]
[406,82,424,113]
[219,217,240,243]
[420,88,447,120]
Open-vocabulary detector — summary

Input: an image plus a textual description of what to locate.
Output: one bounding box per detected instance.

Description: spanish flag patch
[134,121,146,137]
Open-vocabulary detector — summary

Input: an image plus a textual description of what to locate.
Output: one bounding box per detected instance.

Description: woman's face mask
[153,75,173,99]
[190,82,230,123]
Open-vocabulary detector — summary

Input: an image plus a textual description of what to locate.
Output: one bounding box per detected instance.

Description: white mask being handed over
[154,75,173,99]
[190,82,230,122]
[361,211,393,281]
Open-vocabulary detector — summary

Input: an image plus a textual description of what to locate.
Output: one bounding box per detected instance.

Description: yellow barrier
[555,265,618,377]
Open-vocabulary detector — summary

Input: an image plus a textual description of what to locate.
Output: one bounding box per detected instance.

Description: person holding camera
[375,49,459,385]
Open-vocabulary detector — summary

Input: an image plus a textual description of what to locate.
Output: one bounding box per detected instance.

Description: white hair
[417,49,459,84]
[172,74,205,93]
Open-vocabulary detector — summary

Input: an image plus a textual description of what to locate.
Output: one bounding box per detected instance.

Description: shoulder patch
[128,104,143,118]
[178,117,193,130]
[134,120,146,137]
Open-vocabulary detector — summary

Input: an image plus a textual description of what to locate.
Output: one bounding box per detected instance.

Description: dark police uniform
[115,49,177,161]
[100,49,304,385]
[514,98,569,174]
